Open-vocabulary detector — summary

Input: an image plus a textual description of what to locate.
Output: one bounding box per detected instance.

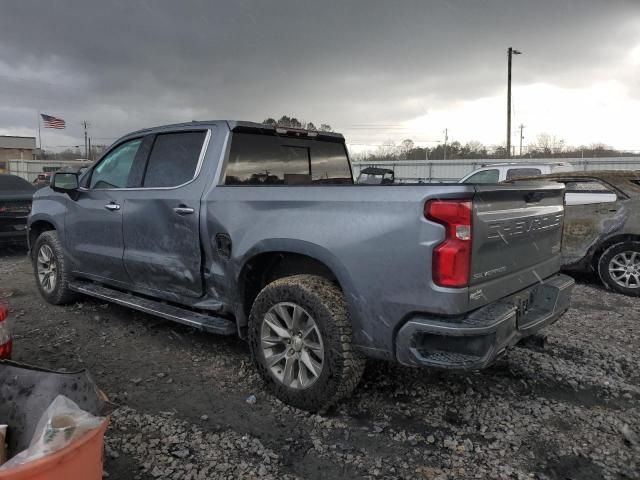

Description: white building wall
[8,159,91,182]
[351,157,640,182]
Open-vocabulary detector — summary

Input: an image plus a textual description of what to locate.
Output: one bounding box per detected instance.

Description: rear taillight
[425,199,472,288]
[0,304,12,359]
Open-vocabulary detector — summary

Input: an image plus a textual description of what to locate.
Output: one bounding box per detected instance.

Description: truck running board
[69,281,236,335]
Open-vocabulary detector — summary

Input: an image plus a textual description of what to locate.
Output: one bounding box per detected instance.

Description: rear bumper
[395,273,574,369]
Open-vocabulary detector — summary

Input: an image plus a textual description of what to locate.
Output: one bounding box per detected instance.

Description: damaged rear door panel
[122,130,213,298]
[562,180,628,266]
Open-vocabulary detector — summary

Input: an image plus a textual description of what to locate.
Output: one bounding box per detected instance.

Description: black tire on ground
[248,274,366,412]
[32,230,79,305]
[597,241,640,297]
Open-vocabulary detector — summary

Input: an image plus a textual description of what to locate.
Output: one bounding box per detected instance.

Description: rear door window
[506,168,542,180]
[564,180,618,205]
[462,169,499,184]
[225,133,351,185]
[142,131,207,188]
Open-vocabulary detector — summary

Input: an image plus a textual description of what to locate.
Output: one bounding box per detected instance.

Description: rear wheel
[597,241,640,297]
[32,230,78,304]
[248,274,365,412]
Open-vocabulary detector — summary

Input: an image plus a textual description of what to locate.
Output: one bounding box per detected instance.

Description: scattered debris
[4,251,639,480]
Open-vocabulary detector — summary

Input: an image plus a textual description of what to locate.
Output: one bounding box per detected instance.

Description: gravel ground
[2,246,639,479]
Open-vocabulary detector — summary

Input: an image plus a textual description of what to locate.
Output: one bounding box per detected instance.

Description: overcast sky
[1,0,639,153]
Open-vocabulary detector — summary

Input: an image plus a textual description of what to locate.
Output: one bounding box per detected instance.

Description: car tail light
[0,304,12,359]
[425,199,472,288]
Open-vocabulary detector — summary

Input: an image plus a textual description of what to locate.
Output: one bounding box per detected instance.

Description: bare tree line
[353,133,637,162]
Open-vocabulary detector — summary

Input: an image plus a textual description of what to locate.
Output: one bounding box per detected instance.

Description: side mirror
[51,172,79,194]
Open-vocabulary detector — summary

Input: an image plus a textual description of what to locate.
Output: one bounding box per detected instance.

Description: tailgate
[469,183,565,309]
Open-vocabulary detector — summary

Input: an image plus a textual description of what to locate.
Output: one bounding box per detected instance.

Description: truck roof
[124,120,345,142]
[479,161,571,167]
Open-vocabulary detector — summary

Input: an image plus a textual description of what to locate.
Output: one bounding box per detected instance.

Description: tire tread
[249,274,366,411]
[33,230,78,305]
[597,241,640,297]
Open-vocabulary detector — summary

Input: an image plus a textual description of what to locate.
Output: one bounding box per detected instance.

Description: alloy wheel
[608,251,640,289]
[260,302,325,390]
[37,244,58,293]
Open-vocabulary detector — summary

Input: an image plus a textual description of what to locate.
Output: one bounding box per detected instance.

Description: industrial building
[0,135,36,172]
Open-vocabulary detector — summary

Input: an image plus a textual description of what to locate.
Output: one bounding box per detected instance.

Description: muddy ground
[1,245,639,479]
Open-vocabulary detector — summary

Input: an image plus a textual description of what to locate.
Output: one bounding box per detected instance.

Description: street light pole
[443,128,448,160]
[506,47,521,159]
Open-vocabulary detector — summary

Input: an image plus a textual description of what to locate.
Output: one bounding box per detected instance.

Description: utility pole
[88,137,92,161]
[37,111,42,159]
[518,124,525,156]
[443,128,448,160]
[81,121,90,160]
[507,47,522,159]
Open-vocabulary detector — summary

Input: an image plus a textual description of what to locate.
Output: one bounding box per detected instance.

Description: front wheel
[32,230,78,305]
[248,274,365,412]
[597,241,640,296]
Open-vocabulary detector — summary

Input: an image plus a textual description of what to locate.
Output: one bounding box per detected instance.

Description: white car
[459,162,574,184]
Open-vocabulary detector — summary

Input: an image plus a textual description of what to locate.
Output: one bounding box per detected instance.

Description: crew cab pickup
[28,121,574,411]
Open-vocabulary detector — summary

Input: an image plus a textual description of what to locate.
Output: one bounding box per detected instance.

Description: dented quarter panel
[203,183,477,358]
[563,200,629,265]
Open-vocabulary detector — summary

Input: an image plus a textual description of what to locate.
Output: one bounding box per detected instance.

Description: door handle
[173,206,195,215]
[104,203,120,211]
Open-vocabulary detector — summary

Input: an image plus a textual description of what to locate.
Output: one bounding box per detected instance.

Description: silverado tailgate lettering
[487,212,563,240]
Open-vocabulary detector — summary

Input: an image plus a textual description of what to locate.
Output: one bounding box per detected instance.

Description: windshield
[0,174,36,192]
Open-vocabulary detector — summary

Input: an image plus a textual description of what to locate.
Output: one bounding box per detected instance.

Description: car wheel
[32,230,78,305]
[248,274,366,412]
[597,241,640,297]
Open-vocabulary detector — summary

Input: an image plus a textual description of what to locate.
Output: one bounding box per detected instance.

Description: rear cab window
[462,169,499,184]
[506,168,542,180]
[224,133,352,185]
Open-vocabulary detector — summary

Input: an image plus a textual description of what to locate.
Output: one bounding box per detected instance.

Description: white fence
[351,157,640,183]
[8,159,91,182]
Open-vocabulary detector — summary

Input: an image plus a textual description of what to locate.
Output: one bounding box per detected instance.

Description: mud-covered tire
[248,274,366,412]
[597,241,640,297]
[32,230,78,305]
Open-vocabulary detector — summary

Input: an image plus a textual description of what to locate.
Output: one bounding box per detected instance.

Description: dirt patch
[2,245,639,479]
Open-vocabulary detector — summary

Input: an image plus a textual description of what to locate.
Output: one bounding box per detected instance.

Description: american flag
[40,113,66,129]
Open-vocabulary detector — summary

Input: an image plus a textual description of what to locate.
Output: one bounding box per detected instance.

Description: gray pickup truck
[28,121,574,411]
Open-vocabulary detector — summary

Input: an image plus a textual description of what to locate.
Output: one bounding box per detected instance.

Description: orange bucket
[0,419,109,480]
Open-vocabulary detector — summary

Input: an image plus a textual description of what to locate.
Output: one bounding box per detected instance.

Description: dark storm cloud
[0,0,638,146]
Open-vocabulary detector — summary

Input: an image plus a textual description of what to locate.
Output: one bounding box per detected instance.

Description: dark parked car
[0,174,35,244]
[510,170,640,296]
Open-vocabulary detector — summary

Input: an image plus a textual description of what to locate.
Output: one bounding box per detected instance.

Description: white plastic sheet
[0,395,104,469]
